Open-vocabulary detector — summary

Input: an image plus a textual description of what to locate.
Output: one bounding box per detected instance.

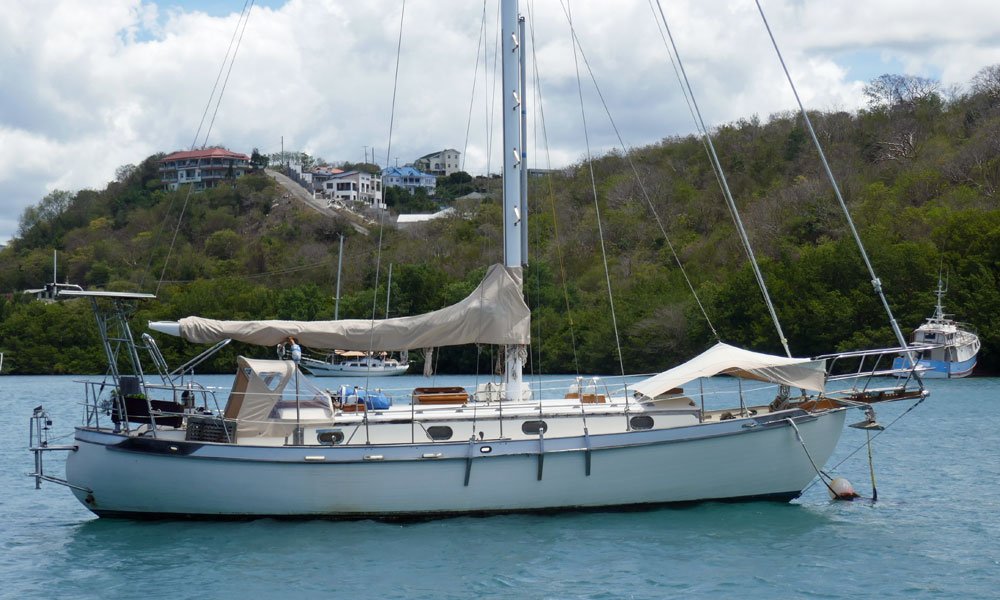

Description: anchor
[849,407,884,431]
[846,407,882,501]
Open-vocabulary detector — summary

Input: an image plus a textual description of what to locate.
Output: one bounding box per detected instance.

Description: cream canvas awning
[158,264,530,351]
[631,342,827,400]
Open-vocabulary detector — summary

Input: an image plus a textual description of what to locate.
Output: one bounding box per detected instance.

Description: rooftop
[162,147,250,162]
[382,166,434,178]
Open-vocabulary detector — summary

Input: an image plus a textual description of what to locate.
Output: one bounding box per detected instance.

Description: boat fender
[828,477,860,501]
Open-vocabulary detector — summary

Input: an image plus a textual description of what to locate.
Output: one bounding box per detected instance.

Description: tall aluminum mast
[502,0,524,401]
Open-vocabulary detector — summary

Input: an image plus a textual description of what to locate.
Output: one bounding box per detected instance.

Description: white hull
[302,363,410,377]
[299,357,409,377]
[66,409,846,518]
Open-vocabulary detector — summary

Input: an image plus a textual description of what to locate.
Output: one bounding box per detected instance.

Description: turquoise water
[2,374,998,599]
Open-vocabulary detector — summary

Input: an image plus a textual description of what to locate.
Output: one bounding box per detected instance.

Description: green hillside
[3,69,1000,375]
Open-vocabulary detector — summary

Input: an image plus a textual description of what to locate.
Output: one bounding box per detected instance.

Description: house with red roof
[160,147,251,191]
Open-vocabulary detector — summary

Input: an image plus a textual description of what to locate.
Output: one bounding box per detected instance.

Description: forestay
[173,264,530,350]
[632,342,827,399]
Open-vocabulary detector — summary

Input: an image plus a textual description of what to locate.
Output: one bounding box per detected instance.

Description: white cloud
[2,0,1000,244]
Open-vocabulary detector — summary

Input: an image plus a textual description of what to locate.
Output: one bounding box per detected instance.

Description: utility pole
[385,263,393,319]
[334,234,344,320]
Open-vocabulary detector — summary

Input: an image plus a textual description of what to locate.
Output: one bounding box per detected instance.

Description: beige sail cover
[177,264,530,350]
[631,342,827,399]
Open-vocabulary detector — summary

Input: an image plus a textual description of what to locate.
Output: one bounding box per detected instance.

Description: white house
[324,170,384,209]
[414,149,461,177]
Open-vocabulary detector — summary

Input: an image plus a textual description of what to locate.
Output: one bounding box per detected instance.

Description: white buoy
[828,477,859,500]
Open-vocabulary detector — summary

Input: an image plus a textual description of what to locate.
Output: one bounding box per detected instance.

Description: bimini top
[150,264,530,351]
[632,342,827,400]
[224,357,334,438]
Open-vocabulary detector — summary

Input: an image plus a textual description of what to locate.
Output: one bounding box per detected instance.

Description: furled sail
[156,264,530,350]
[631,342,827,399]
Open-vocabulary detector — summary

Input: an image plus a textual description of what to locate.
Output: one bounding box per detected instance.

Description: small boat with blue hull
[893,277,980,379]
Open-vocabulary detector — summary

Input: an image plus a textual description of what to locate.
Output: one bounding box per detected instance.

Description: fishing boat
[298,350,409,377]
[29,0,927,519]
[892,276,980,378]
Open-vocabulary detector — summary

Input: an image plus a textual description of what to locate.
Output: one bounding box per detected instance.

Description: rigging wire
[201,1,255,149]
[522,0,542,395]
[801,394,928,495]
[155,185,195,297]
[485,0,501,181]
[753,0,914,365]
[525,0,580,375]
[462,0,489,173]
[556,0,722,343]
[363,0,407,443]
[137,191,179,292]
[191,0,253,151]
[561,0,629,391]
[153,2,255,296]
[646,0,757,301]
[652,0,791,357]
[478,0,502,266]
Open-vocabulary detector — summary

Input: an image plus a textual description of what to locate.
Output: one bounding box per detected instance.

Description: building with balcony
[381,166,436,196]
[160,148,250,191]
[413,149,461,177]
[307,165,345,194]
[324,170,384,209]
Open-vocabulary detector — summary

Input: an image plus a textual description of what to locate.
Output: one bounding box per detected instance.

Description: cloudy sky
[2,0,1000,245]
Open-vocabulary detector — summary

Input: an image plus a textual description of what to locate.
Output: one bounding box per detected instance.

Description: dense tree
[4,67,1000,376]
[250,148,269,169]
[864,73,942,111]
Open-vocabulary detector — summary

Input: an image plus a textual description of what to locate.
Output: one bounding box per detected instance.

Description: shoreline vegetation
[2,69,1000,376]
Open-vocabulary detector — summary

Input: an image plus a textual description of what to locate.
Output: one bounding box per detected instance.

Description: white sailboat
[892,275,980,378]
[29,0,927,519]
[294,259,410,377]
[298,350,409,377]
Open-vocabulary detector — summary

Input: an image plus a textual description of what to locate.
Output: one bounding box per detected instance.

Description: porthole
[427,425,453,441]
[317,429,344,445]
[522,420,548,435]
[630,416,654,430]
